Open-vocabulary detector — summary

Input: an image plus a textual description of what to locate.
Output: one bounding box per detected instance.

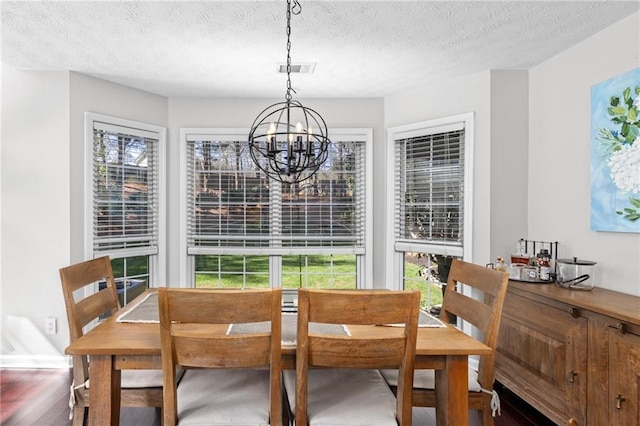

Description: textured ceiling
[2,1,639,98]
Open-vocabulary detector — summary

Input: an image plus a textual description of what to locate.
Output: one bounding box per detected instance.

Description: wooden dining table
[65,289,491,426]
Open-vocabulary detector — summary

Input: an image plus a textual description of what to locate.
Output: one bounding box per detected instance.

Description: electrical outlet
[45,317,57,335]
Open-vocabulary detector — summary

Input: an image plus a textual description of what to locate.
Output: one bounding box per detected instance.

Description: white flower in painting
[607,138,640,193]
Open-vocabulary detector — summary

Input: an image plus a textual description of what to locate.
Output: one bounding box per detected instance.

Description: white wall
[1,65,71,362]
[490,70,529,261]
[529,12,640,294]
[166,97,385,286]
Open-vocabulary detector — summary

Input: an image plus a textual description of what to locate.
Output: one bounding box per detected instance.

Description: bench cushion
[283,369,398,426]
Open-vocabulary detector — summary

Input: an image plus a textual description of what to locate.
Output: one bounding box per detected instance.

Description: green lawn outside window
[195,254,357,289]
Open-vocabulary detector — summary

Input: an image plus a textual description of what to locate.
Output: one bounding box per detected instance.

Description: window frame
[179,128,373,289]
[386,113,474,290]
[84,112,167,287]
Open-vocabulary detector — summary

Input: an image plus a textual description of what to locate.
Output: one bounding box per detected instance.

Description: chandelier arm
[291,0,302,15]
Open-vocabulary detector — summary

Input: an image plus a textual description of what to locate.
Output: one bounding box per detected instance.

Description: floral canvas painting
[590,67,640,233]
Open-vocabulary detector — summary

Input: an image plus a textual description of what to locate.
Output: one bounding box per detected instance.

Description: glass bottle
[537,249,551,281]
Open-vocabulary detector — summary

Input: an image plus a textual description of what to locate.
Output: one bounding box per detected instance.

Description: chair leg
[72,405,85,426]
[480,408,495,426]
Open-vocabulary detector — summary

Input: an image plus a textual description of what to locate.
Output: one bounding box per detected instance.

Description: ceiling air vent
[277,62,316,74]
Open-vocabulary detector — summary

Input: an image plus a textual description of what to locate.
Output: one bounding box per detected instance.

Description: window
[85,113,166,303]
[387,113,473,309]
[180,128,372,289]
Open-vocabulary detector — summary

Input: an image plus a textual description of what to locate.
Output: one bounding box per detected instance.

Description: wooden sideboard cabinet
[495,281,640,426]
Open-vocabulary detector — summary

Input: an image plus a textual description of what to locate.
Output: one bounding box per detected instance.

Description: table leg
[89,355,121,425]
[435,355,468,426]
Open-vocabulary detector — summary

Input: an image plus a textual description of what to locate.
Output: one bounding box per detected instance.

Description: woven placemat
[228,313,349,345]
[374,310,445,328]
[419,310,446,327]
[117,292,158,323]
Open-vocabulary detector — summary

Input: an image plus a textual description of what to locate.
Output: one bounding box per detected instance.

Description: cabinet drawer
[496,291,587,425]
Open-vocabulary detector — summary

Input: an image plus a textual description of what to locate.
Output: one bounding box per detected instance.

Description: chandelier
[248,0,330,184]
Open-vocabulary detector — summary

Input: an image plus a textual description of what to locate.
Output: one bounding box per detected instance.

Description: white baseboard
[0,354,71,369]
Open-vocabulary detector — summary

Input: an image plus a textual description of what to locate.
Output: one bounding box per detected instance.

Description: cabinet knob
[568,307,581,318]
[568,370,578,383]
[616,322,627,334]
[615,394,626,409]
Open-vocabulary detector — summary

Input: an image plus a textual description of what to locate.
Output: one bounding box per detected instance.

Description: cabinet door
[495,291,587,425]
[609,329,640,426]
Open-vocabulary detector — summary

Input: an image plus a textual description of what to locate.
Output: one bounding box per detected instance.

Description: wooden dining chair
[59,256,164,426]
[158,287,282,426]
[283,288,421,426]
[381,259,510,426]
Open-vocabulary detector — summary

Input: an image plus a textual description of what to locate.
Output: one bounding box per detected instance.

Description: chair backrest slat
[61,256,119,292]
[445,259,507,298]
[73,290,119,331]
[304,289,415,325]
[162,288,276,324]
[308,336,406,368]
[443,290,493,333]
[172,334,273,368]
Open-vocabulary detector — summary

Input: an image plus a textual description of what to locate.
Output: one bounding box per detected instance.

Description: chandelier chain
[285,0,301,101]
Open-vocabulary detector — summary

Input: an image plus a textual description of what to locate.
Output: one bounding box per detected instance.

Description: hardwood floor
[0,369,161,426]
[1,369,75,425]
[1,369,554,425]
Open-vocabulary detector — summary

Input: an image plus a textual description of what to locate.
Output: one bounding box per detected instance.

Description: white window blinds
[185,132,366,255]
[92,122,160,256]
[393,122,465,257]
